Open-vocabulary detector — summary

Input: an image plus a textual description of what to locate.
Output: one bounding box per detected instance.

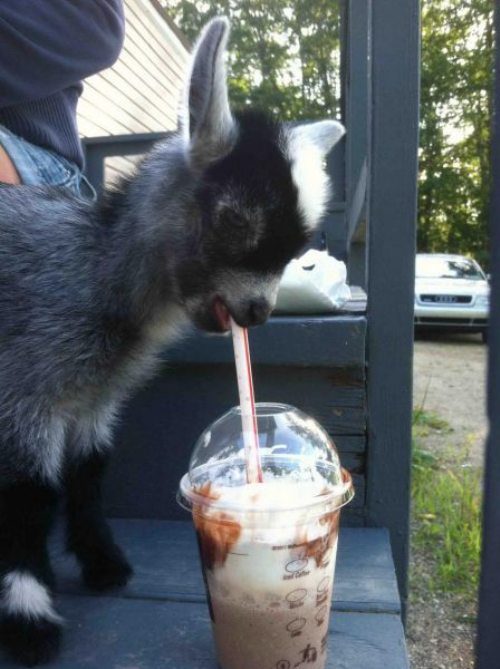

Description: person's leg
[0,125,41,187]
[0,124,96,199]
[0,144,21,184]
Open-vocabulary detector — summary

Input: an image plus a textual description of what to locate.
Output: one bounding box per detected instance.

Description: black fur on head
[169,17,345,332]
[199,109,310,272]
[175,108,311,332]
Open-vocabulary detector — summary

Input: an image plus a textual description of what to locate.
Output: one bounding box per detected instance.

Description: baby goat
[0,17,344,665]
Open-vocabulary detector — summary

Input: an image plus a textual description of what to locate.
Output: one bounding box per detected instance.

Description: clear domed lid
[179,403,354,514]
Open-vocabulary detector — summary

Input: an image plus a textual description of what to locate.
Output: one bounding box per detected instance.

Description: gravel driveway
[413,332,488,465]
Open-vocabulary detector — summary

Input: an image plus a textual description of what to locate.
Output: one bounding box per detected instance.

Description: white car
[414,253,489,342]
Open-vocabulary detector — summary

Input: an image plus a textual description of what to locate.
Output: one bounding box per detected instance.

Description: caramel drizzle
[192,483,241,570]
[299,511,340,568]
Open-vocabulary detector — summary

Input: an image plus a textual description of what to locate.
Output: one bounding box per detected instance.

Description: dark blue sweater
[0,0,125,169]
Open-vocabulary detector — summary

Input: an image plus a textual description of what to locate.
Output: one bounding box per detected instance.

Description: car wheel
[481,329,488,344]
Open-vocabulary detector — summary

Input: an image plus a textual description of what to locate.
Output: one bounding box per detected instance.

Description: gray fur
[183,17,237,169]
[0,140,194,483]
[0,17,341,486]
[0,19,347,666]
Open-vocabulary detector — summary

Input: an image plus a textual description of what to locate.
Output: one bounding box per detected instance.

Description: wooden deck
[0,521,409,668]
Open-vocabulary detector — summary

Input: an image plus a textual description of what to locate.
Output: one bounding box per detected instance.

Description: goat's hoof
[82,545,133,591]
[0,614,62,666]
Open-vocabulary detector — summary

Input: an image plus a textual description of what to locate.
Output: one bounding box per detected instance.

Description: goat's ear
[181,17,236,168]
[286,121,345,230]
[288,120,345,160]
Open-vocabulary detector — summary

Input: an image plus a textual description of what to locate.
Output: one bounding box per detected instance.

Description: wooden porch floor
[0,521,409,668]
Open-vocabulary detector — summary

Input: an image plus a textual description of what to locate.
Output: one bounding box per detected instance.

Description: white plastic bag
[274,249,351,314]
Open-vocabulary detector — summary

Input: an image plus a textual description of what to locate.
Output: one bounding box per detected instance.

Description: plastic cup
[178,403,354,669]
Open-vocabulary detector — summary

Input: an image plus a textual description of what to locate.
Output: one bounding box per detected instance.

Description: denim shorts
[0,125,96,200]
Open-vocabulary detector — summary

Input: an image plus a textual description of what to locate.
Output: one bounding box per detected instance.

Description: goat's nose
[243,298,272,327]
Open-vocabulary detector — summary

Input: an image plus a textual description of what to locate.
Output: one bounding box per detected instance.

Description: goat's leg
[65,450,132,591]
[0,477,62,666]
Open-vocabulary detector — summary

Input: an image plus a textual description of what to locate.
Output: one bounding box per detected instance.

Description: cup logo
[315,605,328,626]
[285,588,308,609]
[316,576,330,606]
[286,617,307,637]
[285,556,309,574]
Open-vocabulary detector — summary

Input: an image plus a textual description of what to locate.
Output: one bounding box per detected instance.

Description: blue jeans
[0,125,96,200]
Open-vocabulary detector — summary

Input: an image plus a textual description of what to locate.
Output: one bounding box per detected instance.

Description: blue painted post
[475,2,500,666]
[345,0,369,240]
[343,0,370,288]
[365,0,420,619]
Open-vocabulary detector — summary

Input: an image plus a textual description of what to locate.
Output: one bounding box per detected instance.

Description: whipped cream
[194,480,340,600]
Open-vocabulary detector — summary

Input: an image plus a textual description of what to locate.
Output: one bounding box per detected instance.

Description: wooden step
[0,522,408,667]
[51,521,401,615]
[0,599,407,669]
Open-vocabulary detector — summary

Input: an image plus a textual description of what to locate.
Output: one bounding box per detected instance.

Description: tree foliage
[166,0,342,121]
[166,0,492,266]
[420,0,493,267]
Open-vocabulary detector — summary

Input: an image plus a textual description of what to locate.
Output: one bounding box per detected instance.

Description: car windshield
[416,257,484,280]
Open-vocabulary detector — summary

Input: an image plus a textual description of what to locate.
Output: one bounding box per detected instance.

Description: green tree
[419,0,493,267]
[166,0,342,121]
[166,0,493,266]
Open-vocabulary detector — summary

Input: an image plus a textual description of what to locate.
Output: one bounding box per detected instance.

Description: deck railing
[476,4,500,667]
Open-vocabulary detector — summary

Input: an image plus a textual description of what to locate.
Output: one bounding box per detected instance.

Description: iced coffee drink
[178,404,354,669]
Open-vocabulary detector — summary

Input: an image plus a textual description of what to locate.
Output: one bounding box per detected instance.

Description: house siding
[78,0,189,182]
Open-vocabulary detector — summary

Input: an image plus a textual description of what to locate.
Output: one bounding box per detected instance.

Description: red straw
[230,318,263,484]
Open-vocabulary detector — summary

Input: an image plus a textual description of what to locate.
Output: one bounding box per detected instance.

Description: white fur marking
[291,143,331,230]
[143,304,189,346]
[286,121,346,230]
[69,404,118,459]
[2,571,62,623]
[38,416,66,484]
